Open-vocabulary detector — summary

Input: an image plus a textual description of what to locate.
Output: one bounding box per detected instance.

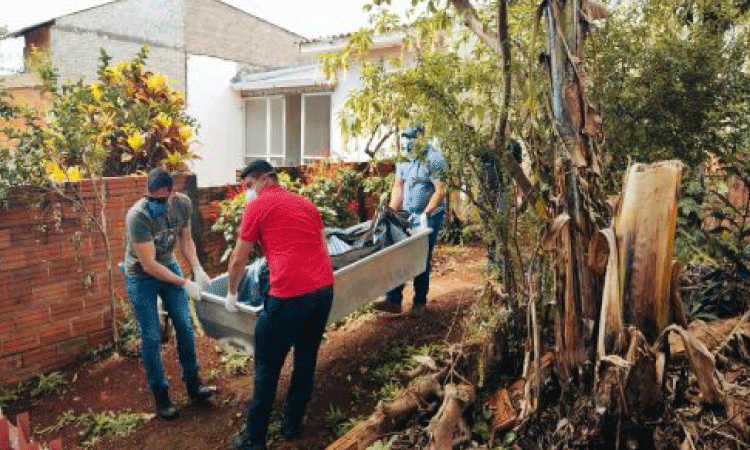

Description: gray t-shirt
[124,192,192,277]
[396,146,447,214]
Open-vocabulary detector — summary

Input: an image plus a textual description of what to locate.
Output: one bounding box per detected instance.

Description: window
[302,94,331,164]
[245,97,285,165]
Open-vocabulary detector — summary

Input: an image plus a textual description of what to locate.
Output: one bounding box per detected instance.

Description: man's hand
[193,266,211,288]
[224,293,238,312]
[408,212,429,229]
[184,280,202,300]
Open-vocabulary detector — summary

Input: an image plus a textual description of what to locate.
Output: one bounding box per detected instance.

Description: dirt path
[7,245,486,450]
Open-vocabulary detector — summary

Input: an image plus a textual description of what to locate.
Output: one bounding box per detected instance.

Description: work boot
[186,376,215,403]
[372,299,401,314]
[232,429,266,450]
[153,387,179,420]
[281,420,303,440]
[408,304,426,318]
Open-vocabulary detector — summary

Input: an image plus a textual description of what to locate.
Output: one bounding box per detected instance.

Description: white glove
[184,280,202,300]
[409,212,428,229]
[224,292,238,312]
[193,266,211,288]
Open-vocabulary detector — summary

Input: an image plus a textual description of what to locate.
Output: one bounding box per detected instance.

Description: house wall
[186,54,245,187]
[285,95,302,166]
[50,0,187,90]
[328,46,410,161]
[185,0,311,69]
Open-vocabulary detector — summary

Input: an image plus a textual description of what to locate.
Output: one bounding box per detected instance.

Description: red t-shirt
[239,184,334,298]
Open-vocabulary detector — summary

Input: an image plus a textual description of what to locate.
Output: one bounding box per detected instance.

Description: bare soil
[4,245,486,450]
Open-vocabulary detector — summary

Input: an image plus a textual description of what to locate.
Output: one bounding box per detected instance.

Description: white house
[196,30,411,186]
[1,0,312,187]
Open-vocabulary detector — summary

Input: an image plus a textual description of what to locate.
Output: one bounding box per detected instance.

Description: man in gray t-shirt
[123,168,214,420]
[373,125,447,317]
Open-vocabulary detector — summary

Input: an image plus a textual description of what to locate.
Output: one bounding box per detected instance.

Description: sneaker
[408,304,426,318]
[372,299,401,314]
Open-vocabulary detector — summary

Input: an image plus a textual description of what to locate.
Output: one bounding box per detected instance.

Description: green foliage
[676,156,750,319]
[78,410,152,447]
[40,409,151,447]
[374,381,402,403]
[591,0,750,173]
[0,384,21,409]
[366,435,398,450]
[319,0,547,296]
[205,368,220,383]
[0,46,199,206]
[336,415,368,436]
[220,349,250,376]
[351,383,368,403]
[210,184,251,262]
[364,341,428,404]
[39,409,80,434]
[118,299,141,350]
[211,161,390,261]
[366,342,418,385]
[31,371,67,397]
[323,404,348,432]
[265,420,282,444]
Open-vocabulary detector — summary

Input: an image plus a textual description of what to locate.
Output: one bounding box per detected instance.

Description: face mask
[146,199,169,218]
[245,189,257,204]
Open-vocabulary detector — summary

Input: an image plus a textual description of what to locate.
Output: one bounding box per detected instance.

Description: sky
[0,0,412,73]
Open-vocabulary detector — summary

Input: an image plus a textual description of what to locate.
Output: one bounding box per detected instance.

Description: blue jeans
[125,261,199,392]
[240,285,333,447]
[386,210,444,307]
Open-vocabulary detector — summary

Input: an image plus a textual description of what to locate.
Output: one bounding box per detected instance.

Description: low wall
[0,165,392,387]
[0,175,196,386]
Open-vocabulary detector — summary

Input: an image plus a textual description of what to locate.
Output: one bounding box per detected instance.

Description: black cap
[240,159,275,179]
[147,167,173,191]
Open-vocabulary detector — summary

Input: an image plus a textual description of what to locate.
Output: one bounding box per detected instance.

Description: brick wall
[0,174,194,387]
[194,184,237,277]
[0,73,49,132]
[0,166,391,387]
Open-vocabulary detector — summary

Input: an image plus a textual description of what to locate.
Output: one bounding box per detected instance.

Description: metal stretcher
[197,226,431,354]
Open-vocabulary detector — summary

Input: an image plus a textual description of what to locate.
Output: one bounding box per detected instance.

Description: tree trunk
[546,0,606,383]
[615,161,683,343]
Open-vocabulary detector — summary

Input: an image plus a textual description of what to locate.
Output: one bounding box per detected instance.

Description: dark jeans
[125,261,199,392]
[386,210,444,307]
[240,285,334,447]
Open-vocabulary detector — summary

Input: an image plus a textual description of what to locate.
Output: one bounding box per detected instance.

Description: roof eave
[6,21,55,39]
[232,77,336,93]
[300,31,406,55]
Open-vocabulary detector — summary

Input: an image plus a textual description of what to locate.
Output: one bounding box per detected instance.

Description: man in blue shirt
[374,125,447,317]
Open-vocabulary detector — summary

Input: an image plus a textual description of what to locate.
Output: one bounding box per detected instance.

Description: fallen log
[325,375,442,450]
[427,383,476,450]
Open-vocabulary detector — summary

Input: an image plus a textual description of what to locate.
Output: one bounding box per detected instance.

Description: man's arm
[389,176,404,211]
[179,224,202,271]
[424,180,447,217]
[133,241,188,286]
[227,238,253,295]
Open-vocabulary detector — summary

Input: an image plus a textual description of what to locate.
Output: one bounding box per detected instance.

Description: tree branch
[450,0,502,54]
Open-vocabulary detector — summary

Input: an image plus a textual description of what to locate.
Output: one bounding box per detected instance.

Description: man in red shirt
[225,160,334,450]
